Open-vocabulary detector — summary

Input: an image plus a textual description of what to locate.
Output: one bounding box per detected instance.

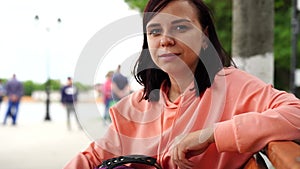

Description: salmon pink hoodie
[64,67,300,169]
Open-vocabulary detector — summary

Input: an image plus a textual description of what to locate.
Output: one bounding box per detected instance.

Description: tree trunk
[232,0,274,84]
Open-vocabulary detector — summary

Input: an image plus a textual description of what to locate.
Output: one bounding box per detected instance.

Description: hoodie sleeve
[214,84,300,153]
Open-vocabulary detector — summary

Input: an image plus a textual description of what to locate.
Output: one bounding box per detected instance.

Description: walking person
[3,74,23,125]
[101,71,114,125]
[111,65,130,102]
[61,77,81,130]
[0,79,5,110]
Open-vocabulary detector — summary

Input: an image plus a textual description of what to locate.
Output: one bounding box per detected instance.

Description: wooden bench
[244,140,300,169]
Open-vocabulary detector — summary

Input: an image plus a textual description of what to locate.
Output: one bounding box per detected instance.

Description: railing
[244,140,300,169]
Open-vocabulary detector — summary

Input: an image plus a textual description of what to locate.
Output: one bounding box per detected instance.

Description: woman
[64,0,300,168]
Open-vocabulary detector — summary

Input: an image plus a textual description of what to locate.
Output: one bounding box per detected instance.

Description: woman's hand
[171,127,215,169]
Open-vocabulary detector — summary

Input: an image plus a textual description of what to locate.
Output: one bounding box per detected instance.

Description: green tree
[274,0,293,91]
[124,0,148,13]
[20,79,91,96]
[23,81,35,96]
[22,80,45,96]
[74,82,92,91]
[205,0,232,55]
[47,79,61,90]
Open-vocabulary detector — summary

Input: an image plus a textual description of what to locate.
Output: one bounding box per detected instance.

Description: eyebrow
[171,18,191,24]
[147,18,192,29]
[146,23,161,29]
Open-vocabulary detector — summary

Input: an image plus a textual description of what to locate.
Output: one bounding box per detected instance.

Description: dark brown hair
[134,0,234,101]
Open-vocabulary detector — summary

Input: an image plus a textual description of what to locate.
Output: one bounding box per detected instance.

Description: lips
[159,53,179,57]
[157,53,180,62]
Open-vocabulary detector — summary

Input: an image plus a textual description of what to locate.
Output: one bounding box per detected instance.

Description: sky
[0,0,141,84]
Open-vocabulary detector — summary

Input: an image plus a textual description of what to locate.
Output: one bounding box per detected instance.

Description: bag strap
[98,155,162,169]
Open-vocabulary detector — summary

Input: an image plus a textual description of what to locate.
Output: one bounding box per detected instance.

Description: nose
[160,35,175,47]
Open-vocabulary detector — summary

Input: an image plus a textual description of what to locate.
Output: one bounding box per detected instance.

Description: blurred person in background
[3,74,23,126]
[111,65,130,102]
[61,77,81,130]
[0,79,5,110]
[101,71,114,125]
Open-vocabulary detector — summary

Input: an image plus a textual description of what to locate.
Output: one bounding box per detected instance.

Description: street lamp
[34,15,62,121]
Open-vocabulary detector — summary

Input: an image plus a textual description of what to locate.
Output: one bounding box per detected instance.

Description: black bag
[96,155,162,169]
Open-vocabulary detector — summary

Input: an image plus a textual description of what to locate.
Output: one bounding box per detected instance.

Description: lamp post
[34,15,62,121]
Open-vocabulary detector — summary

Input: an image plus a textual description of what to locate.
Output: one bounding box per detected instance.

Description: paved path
[0,101,107,169]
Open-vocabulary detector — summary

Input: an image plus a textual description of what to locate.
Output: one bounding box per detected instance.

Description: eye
[148,28,162,36]
[173,25,189,33]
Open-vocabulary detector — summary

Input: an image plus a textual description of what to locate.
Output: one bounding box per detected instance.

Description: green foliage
[46,79,61,91]
[74,82,92,91]
[274,1,292,90]
[273,0,300,93]
[22,80,55,96]
[204,0,232,55]
[18,79,90,96]
[274,0,292,70]
[124,0,148,12]
[23,81,35,96]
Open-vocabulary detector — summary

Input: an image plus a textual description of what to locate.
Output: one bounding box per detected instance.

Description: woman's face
[146,0,206,76]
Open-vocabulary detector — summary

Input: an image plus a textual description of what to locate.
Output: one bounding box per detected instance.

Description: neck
[168,75,194,102]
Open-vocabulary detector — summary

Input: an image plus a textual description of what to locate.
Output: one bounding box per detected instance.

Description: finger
[186,150,202,159]
[177,147,194,168]
[172,135,194,169]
